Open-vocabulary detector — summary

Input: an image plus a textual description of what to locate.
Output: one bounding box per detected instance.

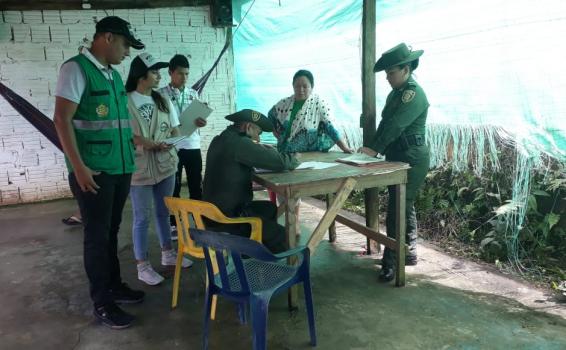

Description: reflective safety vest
[66,54,136,175]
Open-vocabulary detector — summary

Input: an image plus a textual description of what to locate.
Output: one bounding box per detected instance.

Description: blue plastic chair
[190,228,317,350]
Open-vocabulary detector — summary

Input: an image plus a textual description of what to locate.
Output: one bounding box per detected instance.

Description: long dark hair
[125,72,169,113]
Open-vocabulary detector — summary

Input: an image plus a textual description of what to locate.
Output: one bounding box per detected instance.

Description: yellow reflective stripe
[72,119,132,130]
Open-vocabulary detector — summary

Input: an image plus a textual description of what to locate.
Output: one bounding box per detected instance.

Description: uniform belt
[391,134,425,151]
[405,134,425,146]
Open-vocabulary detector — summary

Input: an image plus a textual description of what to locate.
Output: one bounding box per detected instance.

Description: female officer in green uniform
[359,43,430,282]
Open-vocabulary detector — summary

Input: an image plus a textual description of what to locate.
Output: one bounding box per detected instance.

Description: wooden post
[362,0,379,255]
[395,183,406,287]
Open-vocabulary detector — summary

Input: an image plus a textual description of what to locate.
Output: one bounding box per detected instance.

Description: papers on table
[254,162,338,173]
[336,153,385,166]
[163,135,188,146]
[178,99,213,136]
[253,167,273,174]
[295,161,339,170]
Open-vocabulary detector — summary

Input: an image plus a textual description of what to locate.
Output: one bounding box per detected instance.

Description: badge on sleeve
[402,90,416,103]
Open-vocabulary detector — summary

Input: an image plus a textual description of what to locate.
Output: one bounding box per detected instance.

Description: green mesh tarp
[233,0,566,161]
[232,0,566,269]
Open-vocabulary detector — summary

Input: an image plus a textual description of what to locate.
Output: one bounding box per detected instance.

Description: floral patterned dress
[268,93,341,153]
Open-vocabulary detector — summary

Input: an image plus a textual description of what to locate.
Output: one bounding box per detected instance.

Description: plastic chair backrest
[164,197,263,259]
[190,228,277,295]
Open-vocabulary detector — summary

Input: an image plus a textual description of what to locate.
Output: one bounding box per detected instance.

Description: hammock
[0,82,62,151]
[0,34,231,151]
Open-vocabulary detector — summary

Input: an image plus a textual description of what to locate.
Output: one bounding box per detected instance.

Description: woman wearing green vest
[359,43,430,282]
[125,53,192,286]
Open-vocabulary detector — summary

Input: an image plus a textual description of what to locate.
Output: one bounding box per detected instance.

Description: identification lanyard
[176,88,187,113]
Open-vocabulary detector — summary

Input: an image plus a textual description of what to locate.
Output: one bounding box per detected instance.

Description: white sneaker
[137,262,165,286]
[161,249,193,268]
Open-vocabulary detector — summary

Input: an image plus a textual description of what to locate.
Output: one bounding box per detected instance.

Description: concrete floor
[1,197,565,350]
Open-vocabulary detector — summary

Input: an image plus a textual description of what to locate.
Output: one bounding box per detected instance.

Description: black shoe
[378,267,395,283]
[405,255,418,266]
[93,303,134,329]
[110,283,145,304]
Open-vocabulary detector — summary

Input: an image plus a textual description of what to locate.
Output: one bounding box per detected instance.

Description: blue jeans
[130,175,175,261]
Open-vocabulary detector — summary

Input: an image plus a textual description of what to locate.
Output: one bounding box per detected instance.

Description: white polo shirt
[55,47,115,103]
[158,84,201,150]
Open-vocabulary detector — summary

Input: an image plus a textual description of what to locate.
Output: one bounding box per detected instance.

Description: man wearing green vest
[54,16,145,329]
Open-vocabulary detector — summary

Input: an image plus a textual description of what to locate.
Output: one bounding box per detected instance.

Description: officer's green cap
[373,43,423,72]
[225,109,273,132]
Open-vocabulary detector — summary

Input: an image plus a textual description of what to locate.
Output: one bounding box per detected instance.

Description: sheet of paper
[337,153,385,165]
[296,161,339,170]
[178,100,213,136]
[163,135,188,145]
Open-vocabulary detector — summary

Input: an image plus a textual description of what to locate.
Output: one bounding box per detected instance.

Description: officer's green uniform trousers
[371,77,430,269]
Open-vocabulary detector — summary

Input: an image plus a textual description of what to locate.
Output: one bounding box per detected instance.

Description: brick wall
[0,7,235,206]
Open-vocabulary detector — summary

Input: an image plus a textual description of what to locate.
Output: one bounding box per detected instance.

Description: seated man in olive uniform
[203,109,299,253]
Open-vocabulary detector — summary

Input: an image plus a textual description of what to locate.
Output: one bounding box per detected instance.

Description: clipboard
[178,100,213,136]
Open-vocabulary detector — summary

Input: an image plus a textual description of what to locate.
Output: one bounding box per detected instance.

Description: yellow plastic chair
[164,197,263,318]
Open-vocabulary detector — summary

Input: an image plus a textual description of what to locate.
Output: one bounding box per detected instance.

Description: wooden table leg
[286,193,299,310]
[395,183,406,287]
[364,188,380,255]
[326,193,337,242]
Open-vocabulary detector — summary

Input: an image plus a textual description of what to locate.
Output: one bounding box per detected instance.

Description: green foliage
[342,145,565,287]
[413,146,566,286]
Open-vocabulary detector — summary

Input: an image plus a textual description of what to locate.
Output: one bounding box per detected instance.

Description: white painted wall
[0,7,235,205]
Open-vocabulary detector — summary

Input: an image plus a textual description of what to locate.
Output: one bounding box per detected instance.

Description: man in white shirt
[158,55,207,228]
[53,16,145,330]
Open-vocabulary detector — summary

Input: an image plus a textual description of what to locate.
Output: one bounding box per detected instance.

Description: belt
[390,134,425,151]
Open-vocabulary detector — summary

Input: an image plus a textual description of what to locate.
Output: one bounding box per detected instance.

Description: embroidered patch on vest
[160,121,169,132]
[401,90,416,103]
[251,111,261,122]
[96,104,109,118]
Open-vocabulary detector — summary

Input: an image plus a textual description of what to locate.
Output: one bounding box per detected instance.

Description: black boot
[405,254,418,266]
[379,244,396,282]
[406,204,418,266]
[378,266,395,282]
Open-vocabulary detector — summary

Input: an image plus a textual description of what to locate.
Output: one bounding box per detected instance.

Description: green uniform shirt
[203,126,299,216]
[372,77,429,154]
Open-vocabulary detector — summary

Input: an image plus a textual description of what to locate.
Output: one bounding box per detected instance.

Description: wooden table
[253,152,410,308]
